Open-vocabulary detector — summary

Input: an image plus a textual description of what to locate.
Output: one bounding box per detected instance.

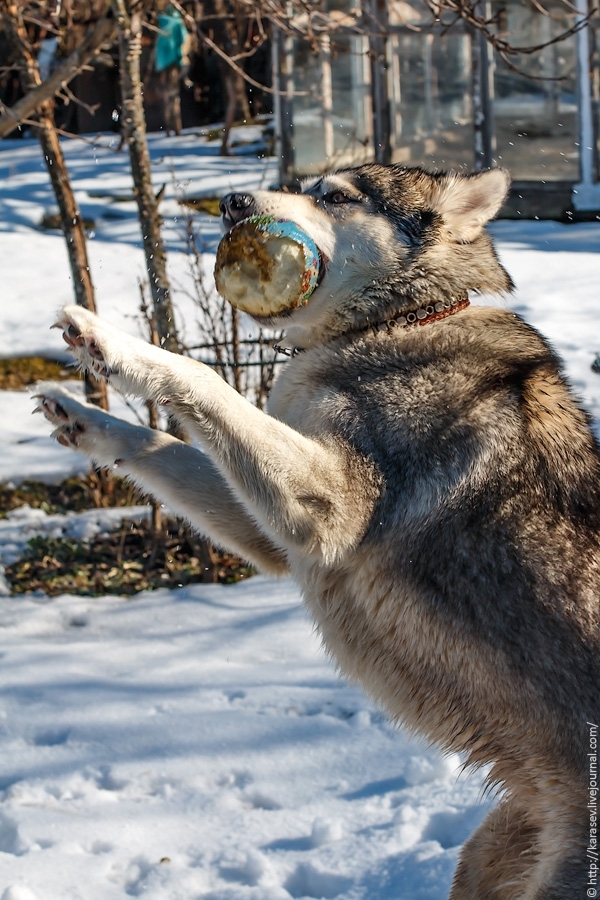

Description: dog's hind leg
[451,791,587,900]
[527,814,588,900]
[34,385,289,575]
[450,798,538,900]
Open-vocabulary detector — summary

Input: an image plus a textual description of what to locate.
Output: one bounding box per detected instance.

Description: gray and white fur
[35,164,600,899]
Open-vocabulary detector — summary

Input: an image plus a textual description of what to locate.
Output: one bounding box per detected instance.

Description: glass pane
[292,35,372,173]
[593,23,600,180]
[329,35,371,157]
[388,32,474,170]
[492,0,579,180]
[291,38,327,171]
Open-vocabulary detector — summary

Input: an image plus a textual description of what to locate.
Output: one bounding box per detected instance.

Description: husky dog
[35,164,600,899]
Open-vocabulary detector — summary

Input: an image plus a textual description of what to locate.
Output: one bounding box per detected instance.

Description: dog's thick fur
[36,164,600,898]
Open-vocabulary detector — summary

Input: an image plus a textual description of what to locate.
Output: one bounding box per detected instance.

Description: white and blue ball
[214,216,321,317]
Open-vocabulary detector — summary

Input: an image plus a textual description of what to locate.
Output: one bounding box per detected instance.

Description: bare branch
[419,0,595,61]
[197,27,311,96]
[58,81,101,118]
[0,11,116,138]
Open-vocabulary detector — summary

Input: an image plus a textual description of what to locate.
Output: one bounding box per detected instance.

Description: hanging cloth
[155,8,189,73]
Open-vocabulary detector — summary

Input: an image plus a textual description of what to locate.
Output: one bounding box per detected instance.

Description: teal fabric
[155,10,188,72]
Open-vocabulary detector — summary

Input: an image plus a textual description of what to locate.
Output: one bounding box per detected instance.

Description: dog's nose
[219,192,256,228]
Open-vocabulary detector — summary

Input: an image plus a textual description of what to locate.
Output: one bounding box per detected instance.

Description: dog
[35,164,600,898]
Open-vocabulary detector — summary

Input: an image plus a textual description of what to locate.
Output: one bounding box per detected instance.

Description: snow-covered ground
[0,129,599,900]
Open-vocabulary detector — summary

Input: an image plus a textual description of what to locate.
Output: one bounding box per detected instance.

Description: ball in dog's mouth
[214,216,321,317]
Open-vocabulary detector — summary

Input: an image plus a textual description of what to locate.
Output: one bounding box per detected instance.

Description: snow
[0,128,599,899]
[0,576,487,900]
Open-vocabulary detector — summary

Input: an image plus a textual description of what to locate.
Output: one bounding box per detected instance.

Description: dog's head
[219,164,513,345]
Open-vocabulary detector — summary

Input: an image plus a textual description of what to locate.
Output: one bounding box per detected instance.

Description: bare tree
[0,0,178,354]
[2,1,588,158]
[111,0,179,354]
[416,0,591,73]
[0,0,108,411]
[198,0,253,154]
[269,0,592,71]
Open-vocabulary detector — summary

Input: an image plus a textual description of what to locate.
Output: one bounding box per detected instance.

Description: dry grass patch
[6,518,254,597]
[0,356,74,390]
[0,473,141,518]
[2,474,254,596]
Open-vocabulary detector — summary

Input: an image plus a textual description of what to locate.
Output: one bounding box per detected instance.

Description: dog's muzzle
[219,192,257,231]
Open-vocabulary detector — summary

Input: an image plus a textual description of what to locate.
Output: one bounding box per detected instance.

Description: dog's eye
[325,191,351,205]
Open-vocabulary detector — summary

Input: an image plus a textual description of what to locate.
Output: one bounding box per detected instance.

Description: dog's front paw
[33,385,89,450]
[33,383,136,467]
[52,305,125,382]
[52,305,172,400]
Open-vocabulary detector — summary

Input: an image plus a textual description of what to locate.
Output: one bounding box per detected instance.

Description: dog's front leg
[53,306,378,563]
[34,385,289,575]
[172,383,374,564]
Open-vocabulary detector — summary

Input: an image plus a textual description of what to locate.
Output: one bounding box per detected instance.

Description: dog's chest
[267,362,339,435]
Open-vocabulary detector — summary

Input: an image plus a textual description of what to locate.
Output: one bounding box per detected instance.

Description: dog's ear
[432,169,511,242]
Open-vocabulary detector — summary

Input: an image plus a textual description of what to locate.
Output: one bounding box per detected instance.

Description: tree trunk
[112,0,179,354]
[219,63,251,155]
[210,0,251,155]
[0,0,108,413]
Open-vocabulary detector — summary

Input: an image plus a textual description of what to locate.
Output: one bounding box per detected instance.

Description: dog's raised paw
[33,387,88,450]
[52,306,113,380]
[32,383,139,468]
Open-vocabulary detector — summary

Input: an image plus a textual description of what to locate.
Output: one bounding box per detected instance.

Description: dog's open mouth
[214,215,325,318]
